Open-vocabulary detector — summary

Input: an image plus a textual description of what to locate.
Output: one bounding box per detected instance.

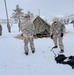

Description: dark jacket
[55,54,74,69]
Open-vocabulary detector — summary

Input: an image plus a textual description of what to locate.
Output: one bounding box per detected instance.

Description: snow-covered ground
[0,23,74,75]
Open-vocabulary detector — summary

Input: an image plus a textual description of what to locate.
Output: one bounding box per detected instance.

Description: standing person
[0,24,2,36]
[20,13,35,55]
[50,17,66,53]
[72,20,74,28]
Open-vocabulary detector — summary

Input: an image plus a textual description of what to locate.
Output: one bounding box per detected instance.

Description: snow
[0,23,74,75]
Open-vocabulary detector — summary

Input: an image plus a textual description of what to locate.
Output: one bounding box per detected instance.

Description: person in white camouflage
[20,13,35,55]
[50,17,66,53]
[0,24,2,36]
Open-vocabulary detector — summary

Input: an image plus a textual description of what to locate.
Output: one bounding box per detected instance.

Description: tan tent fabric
[33,16,50,35]
[14,33,25,40]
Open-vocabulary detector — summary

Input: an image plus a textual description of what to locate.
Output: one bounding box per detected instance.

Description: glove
[61,33,63,37]
[21,33,23,36]
[50,35,53,39]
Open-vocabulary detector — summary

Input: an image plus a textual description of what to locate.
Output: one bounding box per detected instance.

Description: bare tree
[4,0,11,32]
[11,4,24,31]
[27,11,34,19]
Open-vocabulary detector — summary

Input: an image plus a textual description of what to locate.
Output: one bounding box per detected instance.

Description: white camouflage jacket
[50,21,66,35]
[20,18,35,36]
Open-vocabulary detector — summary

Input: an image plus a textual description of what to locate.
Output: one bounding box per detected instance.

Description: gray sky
[0,0,74,18]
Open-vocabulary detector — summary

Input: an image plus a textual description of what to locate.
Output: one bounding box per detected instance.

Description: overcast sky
[0,0,74,18]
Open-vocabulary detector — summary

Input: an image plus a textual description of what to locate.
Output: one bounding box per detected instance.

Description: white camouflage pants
[53,34,64,50]
[24,35,35,53]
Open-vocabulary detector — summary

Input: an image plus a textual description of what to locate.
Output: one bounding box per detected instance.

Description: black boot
[59,49,64,53]
[32,50,35,53]
[53,45,58,48]
[25,52,28,55]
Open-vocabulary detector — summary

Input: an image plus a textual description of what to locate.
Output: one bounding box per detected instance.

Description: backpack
[55,54,67,63]
[55,54,74,69]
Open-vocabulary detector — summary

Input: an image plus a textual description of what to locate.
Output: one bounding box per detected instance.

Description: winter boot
[59,49,64,53]
[25,52,28,55]
[53,45,58,48]
[32,50,35,53]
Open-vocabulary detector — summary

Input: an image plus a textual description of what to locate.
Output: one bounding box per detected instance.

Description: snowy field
[0,24,74,75]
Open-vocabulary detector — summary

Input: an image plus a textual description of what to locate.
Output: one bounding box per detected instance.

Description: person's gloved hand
[61,33,63,37]
[50,35,53,39]
[21,33,23,36]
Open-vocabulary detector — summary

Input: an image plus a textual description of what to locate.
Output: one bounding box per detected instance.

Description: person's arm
[61,24,66,34]
[50,24,53,39]
[60,24,66,37]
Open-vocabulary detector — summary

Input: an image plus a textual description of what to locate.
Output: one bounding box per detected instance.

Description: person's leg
[53,35,58,48]
[24,37,29,55]
[58,37,64,53]
[29,36,35,53]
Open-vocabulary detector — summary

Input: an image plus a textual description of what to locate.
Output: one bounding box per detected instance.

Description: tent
[33,16,50,38]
